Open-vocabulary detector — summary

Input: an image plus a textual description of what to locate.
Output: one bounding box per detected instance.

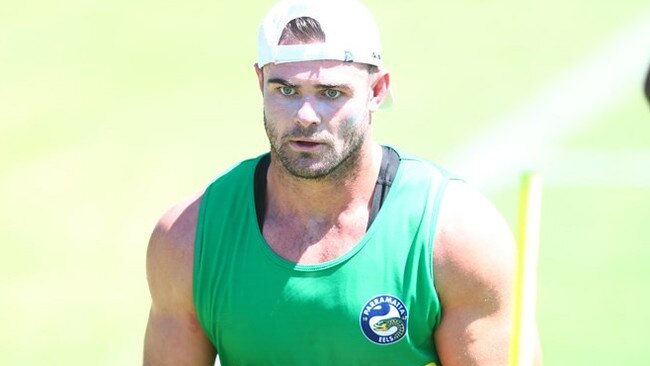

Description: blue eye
[279,86,295,96]
[324,89,341,99]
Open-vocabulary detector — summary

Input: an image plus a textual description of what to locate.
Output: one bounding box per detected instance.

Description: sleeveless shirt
[194,150,453,365]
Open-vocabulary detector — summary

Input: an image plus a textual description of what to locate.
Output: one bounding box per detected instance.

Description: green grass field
[2,0,650,364]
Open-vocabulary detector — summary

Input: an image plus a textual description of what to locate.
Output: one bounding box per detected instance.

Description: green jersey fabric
[194,150,454,365]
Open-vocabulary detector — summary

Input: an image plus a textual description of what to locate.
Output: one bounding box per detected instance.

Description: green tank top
[194,150,453,365]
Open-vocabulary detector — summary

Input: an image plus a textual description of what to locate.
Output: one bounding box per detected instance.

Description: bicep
[434,305,511,365]
[144,306,216,366]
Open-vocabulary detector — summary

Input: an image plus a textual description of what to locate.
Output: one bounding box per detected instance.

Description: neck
[265,141,382,224]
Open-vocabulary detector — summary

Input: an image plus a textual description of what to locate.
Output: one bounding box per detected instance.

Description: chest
[262,213,369,264]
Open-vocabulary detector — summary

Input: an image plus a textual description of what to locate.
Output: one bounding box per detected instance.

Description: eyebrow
[267,78,296,87]
[267,78,353,91]
[314,83,353,91]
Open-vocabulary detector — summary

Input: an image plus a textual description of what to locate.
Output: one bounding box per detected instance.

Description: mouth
[288,139,325,151]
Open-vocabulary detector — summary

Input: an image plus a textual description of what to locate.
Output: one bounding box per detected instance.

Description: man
[144,0,540,364]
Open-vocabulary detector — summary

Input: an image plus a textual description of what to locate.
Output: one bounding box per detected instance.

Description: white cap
[257,0,384,68]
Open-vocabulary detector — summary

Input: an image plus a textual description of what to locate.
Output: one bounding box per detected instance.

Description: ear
[368,70,390,112]
[254,63,264,93]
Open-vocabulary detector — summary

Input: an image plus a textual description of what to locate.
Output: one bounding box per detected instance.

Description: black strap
[254,153,271,229]
[254,146,400,230]
[367,145,400,229]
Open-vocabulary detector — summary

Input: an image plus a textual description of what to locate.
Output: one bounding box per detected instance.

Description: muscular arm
[433,181,541,365]
[143,195,217,366]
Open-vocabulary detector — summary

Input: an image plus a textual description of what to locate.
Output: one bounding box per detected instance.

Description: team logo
[359,294,408,345]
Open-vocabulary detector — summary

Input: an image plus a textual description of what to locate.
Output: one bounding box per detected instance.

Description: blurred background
[2,0,650,364]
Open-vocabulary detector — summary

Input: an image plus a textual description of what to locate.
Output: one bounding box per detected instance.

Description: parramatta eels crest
[359,295,408,345]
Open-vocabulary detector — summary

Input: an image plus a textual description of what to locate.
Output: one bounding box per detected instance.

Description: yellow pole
[509,172,542,366]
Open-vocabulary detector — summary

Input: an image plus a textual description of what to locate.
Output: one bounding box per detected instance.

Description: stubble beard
[263,113,369,182]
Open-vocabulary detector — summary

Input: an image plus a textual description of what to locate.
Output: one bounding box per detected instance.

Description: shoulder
[434,179,515,308]
[391,149,454,182]
[146,192,204,311]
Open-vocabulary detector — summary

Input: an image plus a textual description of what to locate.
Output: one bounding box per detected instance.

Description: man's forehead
[264,60,370,83]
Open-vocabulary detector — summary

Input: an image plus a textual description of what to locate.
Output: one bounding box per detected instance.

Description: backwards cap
[257,0,384,68]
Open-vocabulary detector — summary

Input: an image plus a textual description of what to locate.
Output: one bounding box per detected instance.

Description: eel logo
[360,294,408,345]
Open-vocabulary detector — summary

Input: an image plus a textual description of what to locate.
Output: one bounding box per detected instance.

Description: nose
[295,99,320,128]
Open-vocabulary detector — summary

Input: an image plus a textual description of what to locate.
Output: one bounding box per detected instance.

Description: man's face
[258,60,378,180]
